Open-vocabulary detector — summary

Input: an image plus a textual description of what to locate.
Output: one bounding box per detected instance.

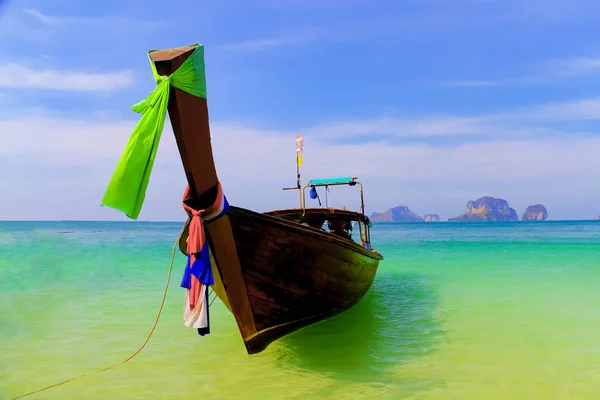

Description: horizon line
[1,219,599,223]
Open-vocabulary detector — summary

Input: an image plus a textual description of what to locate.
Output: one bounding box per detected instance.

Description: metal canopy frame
[300,176,371,246]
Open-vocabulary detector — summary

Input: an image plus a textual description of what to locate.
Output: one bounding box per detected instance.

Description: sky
[1,0,600,221]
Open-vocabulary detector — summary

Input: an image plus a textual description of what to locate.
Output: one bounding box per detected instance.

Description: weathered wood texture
[265,208,370,224]
[179,206,382,354]
[150,45,256,339]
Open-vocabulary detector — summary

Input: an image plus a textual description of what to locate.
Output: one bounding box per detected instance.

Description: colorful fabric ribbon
[180,182,228,336]
[101,44,207,220]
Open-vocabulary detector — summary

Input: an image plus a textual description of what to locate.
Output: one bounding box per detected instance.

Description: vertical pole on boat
[359,183,367,244]
[296,135,304,208]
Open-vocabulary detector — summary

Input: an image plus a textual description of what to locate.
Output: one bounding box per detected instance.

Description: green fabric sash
[101,44,207,219]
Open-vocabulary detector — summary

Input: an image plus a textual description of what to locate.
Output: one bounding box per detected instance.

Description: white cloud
[299,96,600,140]
[22,8,162,31]
[543,57,600,78]
[440,80,498,87]
[22,8,55,25]
[443,56,600,88]
[2,99,600,220]
[516,97,600,121]
[218,34,319,52]
[266,0,377,9]
[0,63,134,92]
[301,116,492,139]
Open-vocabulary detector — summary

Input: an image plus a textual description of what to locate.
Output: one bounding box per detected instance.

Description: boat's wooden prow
[150,45,258,347]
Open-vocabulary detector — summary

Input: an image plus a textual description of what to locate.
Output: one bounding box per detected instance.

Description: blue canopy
[308,177,355,186]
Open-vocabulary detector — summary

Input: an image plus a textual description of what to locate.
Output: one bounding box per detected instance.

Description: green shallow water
[1,221,600,399]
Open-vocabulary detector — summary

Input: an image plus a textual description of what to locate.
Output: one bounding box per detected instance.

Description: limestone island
[424,214,440,222]
[370,206,424,222]
[522,204,548,221]
[448,196,518,222]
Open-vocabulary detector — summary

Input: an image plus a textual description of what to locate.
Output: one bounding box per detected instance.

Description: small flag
[297,155,303,167]
[296,135,303,154]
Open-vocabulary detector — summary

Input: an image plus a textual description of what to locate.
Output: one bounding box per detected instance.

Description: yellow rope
[12,237,181,400]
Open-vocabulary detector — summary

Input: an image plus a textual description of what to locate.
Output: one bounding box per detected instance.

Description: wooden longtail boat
[151,45,383,354]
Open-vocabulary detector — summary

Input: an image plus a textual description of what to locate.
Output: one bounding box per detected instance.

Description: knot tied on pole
[180,182,229,336]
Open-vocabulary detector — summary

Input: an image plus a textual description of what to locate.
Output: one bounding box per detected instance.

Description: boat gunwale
[178,206,383,261]
[264,207,371,223]
[232,206,383,260]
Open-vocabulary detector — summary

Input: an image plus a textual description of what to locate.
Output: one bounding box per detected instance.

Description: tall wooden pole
[148,45,257,344]
[282,135,304,208]
[296,155,302,208]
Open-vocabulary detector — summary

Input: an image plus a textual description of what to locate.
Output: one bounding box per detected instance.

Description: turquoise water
[1,220,600,399]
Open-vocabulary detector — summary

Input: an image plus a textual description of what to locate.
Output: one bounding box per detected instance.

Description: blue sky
[1,0,600,221]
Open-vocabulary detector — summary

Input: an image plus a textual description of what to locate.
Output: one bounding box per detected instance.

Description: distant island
[370,206,424,222]
[424,214,440,222]
[370,207,441,222]
[522,204,548,221]
[371,197,552,222]
[449,196,518,222]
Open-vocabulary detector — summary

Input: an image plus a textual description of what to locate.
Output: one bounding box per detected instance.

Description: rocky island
[448,196,518,222]
[370,206,424,222]
[522,204,548,221]
[371,199,549,223]
[424,214,440,222]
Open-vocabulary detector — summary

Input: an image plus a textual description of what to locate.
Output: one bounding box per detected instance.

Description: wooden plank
[149,45,257,340]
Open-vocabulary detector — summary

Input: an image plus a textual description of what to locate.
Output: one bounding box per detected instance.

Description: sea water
[1,221,599,399]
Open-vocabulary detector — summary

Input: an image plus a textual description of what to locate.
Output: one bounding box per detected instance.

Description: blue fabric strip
[191,243,214,286]
[180,255,192,289]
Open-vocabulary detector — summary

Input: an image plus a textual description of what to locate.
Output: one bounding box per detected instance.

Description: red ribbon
[182,183,224,309]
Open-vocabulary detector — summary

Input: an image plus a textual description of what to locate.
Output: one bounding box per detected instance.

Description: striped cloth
[180,183,228,336]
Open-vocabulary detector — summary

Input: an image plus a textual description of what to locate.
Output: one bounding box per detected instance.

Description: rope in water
[12,235,217,400]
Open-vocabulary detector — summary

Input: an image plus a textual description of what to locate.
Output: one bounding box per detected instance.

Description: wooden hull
[180,206,382,354]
